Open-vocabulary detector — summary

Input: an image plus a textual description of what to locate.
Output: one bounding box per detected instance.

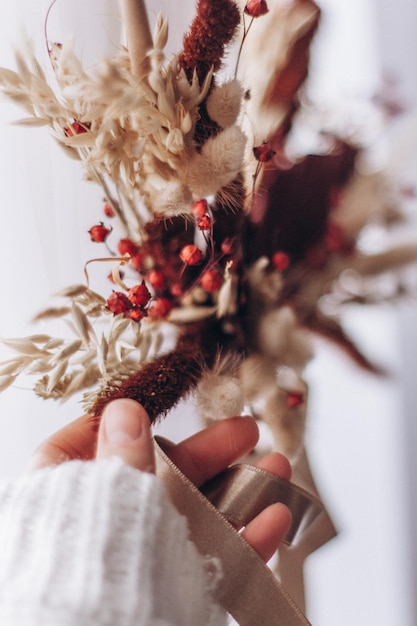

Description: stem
[120,0,153,78]
[44,0,58,56]
[234,16,254,80]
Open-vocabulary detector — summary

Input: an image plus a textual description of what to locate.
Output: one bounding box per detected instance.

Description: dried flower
[107,291,131,315]
[65,120,90,136]
[128,282,152,307]
[179,244,203,266]
[179,0,241,82]
[88,223,111,243]
[244,0,269,18]
[197,215,212,231]
[103,201,115,218]
[130,253,144,272]
[118,238,139,257]
[192,199,209,218]
[200,270,223,292]
[147,297,173,319]
[253,142,276,163]
[147,270,165,290]
[125,307,145,322]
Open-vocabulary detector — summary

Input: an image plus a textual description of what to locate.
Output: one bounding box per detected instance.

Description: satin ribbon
[201,463,325,546]
[155,437,314,625]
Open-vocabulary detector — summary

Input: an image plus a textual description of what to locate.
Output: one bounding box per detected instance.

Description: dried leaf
[71,303,94,343]
[12,117,50,127]
[0,375,17,393]
[55,284,90,299]
[57,339,83,360]
[46,360,69,394]
[0,358,29,376]
[33,307,71,321]
[0,338,48,356]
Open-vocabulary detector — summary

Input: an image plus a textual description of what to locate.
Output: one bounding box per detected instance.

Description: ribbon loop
[201,463,325,546]
[155,437,312,626]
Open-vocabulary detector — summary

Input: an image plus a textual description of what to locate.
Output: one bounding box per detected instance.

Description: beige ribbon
[155,438,320,625]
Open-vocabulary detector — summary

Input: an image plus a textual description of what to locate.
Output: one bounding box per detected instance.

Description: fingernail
[103,399,144,445]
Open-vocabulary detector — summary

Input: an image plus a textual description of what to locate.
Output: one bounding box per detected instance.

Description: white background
[0,2,416,625]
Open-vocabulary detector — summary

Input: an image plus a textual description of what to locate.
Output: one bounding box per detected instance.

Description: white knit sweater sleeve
[0,457,228,626]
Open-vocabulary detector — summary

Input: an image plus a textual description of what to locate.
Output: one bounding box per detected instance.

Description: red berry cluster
[106,281,151,322]
[192,199,212,232]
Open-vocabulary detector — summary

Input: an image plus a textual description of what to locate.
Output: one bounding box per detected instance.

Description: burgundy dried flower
[88,223,111,243]
[244,0,269,18]
[179,0,241,83]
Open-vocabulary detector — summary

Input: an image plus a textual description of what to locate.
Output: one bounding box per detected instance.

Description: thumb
[96,399,155,473]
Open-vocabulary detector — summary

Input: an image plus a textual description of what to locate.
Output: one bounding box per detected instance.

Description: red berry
[286,391,304,408]
[107,291,131,315]
[179,244,203,266]
[88,223,111,243]
[200,270,223,293]
[148,297,173,320]
[128,282,152,307]
[118,238,139,257]
[191,199,209,218]
[103,201,115,218]
[170,283,183,297]
[221,239,234,255]
[197,215,212,231]
[325,222,345,252]
[125,307,145,322]
[244,0,269,18]
[130,253,144,272]
[272,251,290,272]
[108,270,125,284]
[147,270,165,290]
[253,143,275,163]
[65,120,90,136]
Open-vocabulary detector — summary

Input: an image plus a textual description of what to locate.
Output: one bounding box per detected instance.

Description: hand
[30,399,292,562]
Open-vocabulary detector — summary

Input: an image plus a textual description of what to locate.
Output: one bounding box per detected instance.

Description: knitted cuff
[0,457,226,626]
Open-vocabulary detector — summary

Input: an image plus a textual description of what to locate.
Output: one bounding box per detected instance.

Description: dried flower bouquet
[0,0,416,467]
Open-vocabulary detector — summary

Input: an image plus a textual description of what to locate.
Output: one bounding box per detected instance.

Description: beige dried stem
[120,0,153,78]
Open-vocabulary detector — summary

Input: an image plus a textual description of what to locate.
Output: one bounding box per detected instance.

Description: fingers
[29,414,98,469]
[238,453,292,561]
[165,416,259,486]
[96,399,155,473]
[241,503,292,562]
[255,452,292,482]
